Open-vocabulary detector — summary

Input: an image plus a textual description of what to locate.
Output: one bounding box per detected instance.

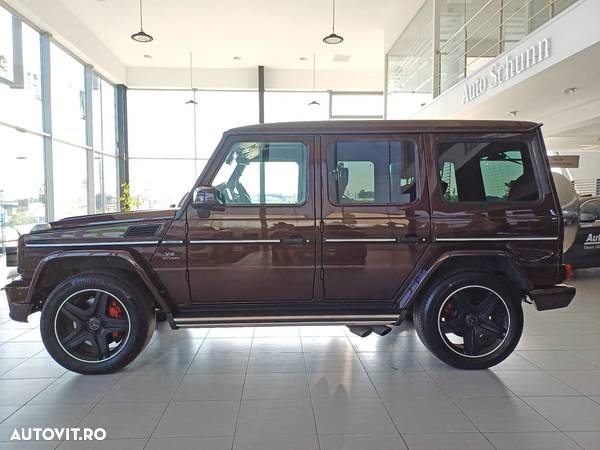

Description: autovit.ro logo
[11,427,107,441]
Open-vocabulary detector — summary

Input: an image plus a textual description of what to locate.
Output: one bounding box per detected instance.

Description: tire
[414,271,523,370]
[156,310,168,322]
[40,272,156,374]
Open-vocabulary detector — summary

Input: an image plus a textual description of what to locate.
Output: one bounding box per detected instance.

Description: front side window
[211,141,307,205]
[327,140,417,204]
[437,140,539,202]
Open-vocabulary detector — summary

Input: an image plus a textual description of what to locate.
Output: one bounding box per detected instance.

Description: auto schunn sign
[463,38,551,104]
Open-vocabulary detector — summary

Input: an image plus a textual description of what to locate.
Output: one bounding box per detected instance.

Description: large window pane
[103,155,117,212]
[101,80,116,155]
[50,44,86,144]
[264,92,329,122]
[94,153,118,213]
[194,91,258,160]
[127,90,196,158]
[53,142,88,219]
[0,125,46,250]
[129,159,201,210]
[331,93,384,118]
[0,10,43,132]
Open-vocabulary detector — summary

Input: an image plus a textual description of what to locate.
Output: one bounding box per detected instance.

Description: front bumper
[3,277,32,322]
[529,285,576,311]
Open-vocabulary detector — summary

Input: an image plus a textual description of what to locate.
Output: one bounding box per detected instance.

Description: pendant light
[323,0,343,45]
[185,52,198,105]
[131,0,154,43]
[308,53,320,106]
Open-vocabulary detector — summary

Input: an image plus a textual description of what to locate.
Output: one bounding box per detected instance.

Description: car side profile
[4,120,575,374]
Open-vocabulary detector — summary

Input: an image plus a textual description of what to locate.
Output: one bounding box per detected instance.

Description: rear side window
[437,140,539,202]
[327,140,417,204]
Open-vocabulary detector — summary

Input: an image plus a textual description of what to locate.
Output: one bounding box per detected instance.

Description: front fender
[25,249,172,312]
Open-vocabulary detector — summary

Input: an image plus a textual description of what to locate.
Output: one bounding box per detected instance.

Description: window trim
[435,136,543,206]
[325,138,420,207]
[208,140,309,207]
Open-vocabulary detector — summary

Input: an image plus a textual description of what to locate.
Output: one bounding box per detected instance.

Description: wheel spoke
[61,302,88,322]
[463,327,478,356]
[62,329,90,349]
[102,317,129,333]
[440,315,464,334]
[452,291,474,314]
[90,292,109,317]
[91,333,110,359]
[478,318,507,339]
[477,293,499,318]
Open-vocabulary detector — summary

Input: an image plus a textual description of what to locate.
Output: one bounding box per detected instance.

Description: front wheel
[414,272,523,370]
[40,273,156,374]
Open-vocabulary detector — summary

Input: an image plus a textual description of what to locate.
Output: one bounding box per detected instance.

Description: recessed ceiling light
[233,56,242,60]
[563,87,578,95]
[143,54,152,59]
[508,110,518,118]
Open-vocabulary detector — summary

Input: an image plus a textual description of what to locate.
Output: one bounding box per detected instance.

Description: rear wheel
[414,272,523,370]
[40,273,155,374]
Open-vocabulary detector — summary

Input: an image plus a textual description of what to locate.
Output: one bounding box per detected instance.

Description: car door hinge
[320,268,324,280]
[319,220,324,233]
[185,270,189,282]
[185,222,189,235]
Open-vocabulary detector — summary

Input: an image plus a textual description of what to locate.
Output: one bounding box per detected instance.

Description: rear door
[320,134,430,302]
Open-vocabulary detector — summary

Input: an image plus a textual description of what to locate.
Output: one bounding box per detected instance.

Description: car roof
[226,120,541,135]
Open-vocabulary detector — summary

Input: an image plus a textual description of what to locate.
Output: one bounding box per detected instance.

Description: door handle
[400,234,420,244]
[284,236,308,245]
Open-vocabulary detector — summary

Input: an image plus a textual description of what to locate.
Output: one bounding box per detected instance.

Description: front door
[320,134,430,302]
[187,135,317,303]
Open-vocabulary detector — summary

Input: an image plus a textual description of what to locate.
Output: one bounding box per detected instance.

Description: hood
[48,209,177,230]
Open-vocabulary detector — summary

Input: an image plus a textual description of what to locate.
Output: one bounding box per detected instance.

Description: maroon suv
[4,120,575,374]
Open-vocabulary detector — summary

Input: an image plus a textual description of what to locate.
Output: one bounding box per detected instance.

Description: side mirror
[191,186,218,209]
[579,213,596,223]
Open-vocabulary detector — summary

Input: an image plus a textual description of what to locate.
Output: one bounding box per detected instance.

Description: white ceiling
[56,0,400,71]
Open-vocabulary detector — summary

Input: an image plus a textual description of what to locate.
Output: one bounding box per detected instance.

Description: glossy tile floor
[1,272,600,449]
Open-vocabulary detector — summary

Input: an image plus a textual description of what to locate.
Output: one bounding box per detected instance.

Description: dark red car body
[4,120,575,327]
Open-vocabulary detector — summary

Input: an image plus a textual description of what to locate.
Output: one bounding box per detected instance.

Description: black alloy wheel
[437,285,509,358]
[414,271,523,370]
[41,273,155,374]
[54,289,130,363]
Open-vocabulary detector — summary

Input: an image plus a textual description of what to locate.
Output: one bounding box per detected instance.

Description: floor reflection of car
[565,196,600,270]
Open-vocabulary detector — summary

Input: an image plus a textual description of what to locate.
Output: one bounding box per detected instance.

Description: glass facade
[386,0,580,117]
[0,3,118,266]
[386,0,434,119]
[127,90,259,210]
[127,90,382,210]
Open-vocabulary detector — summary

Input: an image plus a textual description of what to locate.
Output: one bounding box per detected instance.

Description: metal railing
[572,178,600,196]
[438,0,579,93]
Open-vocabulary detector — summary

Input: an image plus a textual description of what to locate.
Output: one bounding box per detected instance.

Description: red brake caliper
[107,299,124,341]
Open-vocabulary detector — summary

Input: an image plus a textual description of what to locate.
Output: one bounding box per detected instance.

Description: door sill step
[168,314,399,329]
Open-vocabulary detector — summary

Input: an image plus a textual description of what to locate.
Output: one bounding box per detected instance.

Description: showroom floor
[1,273,600,449]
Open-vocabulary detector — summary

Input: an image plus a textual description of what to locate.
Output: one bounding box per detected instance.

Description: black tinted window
[327,140,417,204]
[437,141,539,202]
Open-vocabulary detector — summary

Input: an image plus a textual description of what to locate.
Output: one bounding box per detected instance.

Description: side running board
[167,314,401,329]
